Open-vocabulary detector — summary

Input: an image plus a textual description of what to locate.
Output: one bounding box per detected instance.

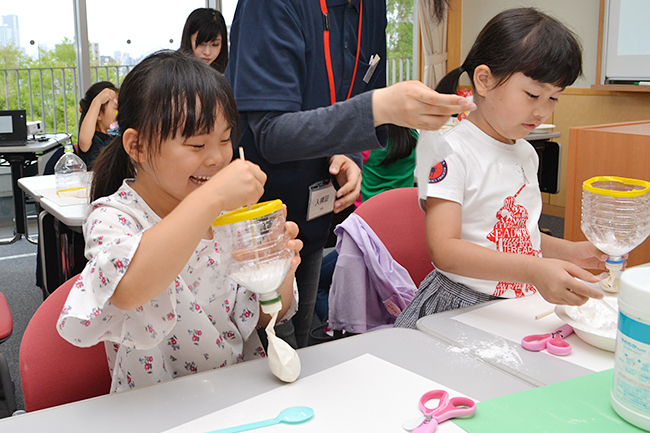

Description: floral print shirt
[57,180,298,393]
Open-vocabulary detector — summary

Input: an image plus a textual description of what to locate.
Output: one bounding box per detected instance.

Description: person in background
[78,81,118,169]
[396,8,612,328]
[226,0,473,348]
[180,8,228,73]
[57,50,302,392]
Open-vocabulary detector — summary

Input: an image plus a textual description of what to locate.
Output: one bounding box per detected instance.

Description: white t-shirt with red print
[424,119,543,298]
[57,180,298,393]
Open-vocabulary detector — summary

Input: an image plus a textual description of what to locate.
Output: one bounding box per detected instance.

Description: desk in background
[18,174,87,295]
[0,133,71,244]
[0,328,533,433]
[566,120,650,267]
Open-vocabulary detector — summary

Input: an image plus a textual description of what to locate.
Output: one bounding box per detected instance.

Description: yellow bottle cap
[583,176,650,198]
[212,199,283,226]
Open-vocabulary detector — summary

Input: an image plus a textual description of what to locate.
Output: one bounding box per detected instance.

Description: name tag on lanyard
[307,180,337,221]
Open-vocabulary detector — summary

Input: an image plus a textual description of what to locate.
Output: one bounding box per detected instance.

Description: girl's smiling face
[127,112,233,218]
[191,32,222,66]
[469,69,562,144]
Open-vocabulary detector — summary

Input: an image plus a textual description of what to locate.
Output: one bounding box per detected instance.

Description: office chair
[19,275,111,412]
[0,292,16,417]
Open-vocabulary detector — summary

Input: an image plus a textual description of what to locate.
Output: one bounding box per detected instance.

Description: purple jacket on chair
[328,213,417,333]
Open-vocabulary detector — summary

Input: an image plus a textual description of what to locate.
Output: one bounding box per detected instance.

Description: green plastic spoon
[207,406,315,433]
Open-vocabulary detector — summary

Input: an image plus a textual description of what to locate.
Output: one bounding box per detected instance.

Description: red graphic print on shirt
[486,184,540,297]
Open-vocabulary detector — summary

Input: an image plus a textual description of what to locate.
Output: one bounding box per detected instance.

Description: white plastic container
[611,266,650,430]
[54,144,88,198]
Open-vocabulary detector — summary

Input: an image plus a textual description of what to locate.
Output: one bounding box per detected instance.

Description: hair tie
[458,66,465,74]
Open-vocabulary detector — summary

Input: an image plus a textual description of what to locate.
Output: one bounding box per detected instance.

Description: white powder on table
[447,336,523,369]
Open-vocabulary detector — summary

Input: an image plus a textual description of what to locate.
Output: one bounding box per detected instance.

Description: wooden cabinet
[565,120,650,267]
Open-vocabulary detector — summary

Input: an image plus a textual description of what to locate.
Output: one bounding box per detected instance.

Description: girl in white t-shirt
[57,50,302,392]
[396,8,612,327]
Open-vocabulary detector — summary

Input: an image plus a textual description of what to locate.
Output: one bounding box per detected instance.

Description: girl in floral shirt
[57,50,301,393]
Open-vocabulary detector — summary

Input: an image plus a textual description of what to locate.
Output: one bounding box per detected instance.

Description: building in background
[0,15,20,47]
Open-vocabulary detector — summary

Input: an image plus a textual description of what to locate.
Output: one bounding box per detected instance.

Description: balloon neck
[601,257,624,293]
[259,291,282,315]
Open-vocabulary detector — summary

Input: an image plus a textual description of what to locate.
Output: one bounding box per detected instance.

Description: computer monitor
[0,110,28,144]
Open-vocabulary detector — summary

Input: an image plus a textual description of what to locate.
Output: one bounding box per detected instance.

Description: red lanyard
[319,0,363,105]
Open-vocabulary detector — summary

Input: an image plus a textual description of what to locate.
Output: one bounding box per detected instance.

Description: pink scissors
[521,323,573,356]
[405,390,476,432]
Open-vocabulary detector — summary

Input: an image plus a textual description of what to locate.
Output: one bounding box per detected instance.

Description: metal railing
[387,56,414,85]
[1,58,414,140]
[0,65,134,140]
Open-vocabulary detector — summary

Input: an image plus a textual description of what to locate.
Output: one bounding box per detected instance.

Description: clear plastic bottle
[212,199,294,310]
[213,200,300,382]
[54,144,88,198]
[581,176,650,291]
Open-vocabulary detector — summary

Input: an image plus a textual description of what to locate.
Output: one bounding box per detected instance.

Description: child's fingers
[565,273,603,300]
[284,221,299,240]
[558,288,590,306]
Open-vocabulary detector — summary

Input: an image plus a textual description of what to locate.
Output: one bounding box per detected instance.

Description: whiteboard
[604,0,650,82]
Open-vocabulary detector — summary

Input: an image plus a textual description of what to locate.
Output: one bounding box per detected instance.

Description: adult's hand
[372,80,476,130]
[329,154,361,213]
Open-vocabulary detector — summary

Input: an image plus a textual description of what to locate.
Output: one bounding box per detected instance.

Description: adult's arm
[247,91,388,164]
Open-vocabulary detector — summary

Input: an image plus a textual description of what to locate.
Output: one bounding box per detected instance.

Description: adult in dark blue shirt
[226,0,474,348]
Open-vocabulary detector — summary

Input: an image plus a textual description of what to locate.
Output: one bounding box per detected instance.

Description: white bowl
[555,303,617,352]
[530,123,556,134]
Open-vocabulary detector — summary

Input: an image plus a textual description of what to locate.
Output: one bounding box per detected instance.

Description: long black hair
[179,8,228,73]
[79,81,118,128]
[436,7,583,95]
[91,50,240,200]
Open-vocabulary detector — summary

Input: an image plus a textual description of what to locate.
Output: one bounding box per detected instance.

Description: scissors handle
[418,390,450,416]
[546,324,573,356]
[521,333,552,351]
[414,391,476,433]
[521,324,573,355]
[434,396,477,423]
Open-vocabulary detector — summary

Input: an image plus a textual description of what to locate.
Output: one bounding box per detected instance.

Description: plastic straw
[238,147,261,268]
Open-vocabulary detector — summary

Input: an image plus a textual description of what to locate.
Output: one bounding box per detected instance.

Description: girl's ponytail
[435,66,466,95]
[91,136,135,201]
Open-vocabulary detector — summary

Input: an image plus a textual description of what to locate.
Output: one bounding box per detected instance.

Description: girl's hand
[207,159,266,212]
[566,241,628,271]
[528,257,604,306]
[284,220,303,273]
[95,88,118,106]
[257,220,302,326]
[372,80,476,130]
[329,154,361,213]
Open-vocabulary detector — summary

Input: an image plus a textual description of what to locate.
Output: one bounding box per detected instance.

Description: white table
[0,133,71,243]
[18,174,88,295]
[18,174,87,227]
[0,328,533,432]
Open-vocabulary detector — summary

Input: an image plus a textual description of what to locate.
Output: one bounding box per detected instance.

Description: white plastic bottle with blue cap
[54,143,88,198]
[611,266,650,430]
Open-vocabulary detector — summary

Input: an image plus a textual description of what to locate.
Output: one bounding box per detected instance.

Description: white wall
[460,0,601,88]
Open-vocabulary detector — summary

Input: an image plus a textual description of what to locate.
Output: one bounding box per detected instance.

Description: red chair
[0,292,16,416]
[354,187,433,286]
[19,275,111,412]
